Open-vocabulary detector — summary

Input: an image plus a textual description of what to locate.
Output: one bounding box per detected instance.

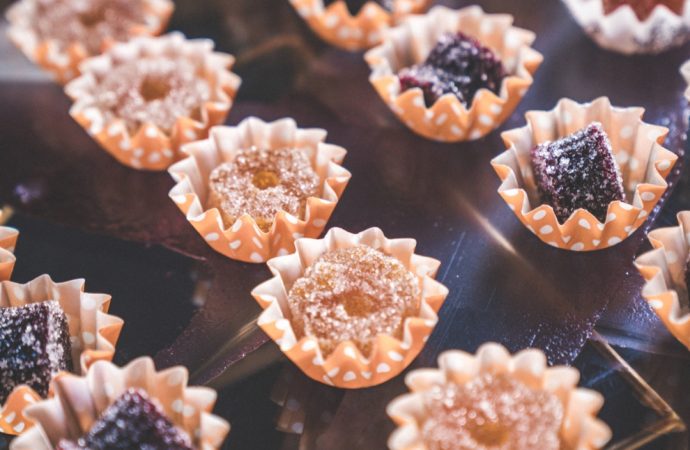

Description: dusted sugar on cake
[0,300,72,403]
[287,245,420,357]
[94,57,211,134]
[324,0,394,14]
[420,373,564,450]
[55,388,194,450]
[530,122,625,223]
[30,0,146,55]
[208,147,320,232]
[398,32,506,107]
[603,0,684,20]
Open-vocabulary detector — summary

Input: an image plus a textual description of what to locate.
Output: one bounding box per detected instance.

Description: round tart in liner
[5,0,174,84]
[168,117,351,264]
[387,343,611,450]
[491,97,677,252]
[9,357,230,449]
[251,227,449,389]
[635,211,690,350]
[289,0,430,51]
[364,5,543,142]
[562,0,690,54]
[0,222,18,281]
[64,32,241,171]
[0,276,124,436]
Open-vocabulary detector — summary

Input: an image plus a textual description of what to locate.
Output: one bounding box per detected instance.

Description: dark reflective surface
[1,0,690,448]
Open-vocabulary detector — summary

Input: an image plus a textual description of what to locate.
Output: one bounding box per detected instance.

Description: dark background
[1,0,690,448]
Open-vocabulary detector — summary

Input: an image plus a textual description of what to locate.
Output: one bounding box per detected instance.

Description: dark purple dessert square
[56,388,194,450]
[324,0,394,15]
[397,32,506,107]
[0,300,72,403]
[530,122,626,223]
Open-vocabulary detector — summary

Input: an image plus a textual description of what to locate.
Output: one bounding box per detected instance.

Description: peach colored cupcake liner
[491,97,677,252]
[0,276,124,436]
[10,357,230,449]
[168,117,351,264]
[387,343,612,450]
[364,5,543,142]
[635,211,690,350]
[562,0,690,54]
[289,0,430,51]
[65,32,241,171]
[5,0,174,84]
[0,225,18,281]
[251,227,449,389]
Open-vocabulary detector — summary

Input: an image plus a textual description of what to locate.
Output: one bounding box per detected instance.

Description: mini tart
[364,5,543,142]
[387,343,612,450]
[251,227,449,389]
[5,0,173,84]
[168,117,351,264]
[491,97,677,252]
[0,225,18,281]
[562,0,690,54]
[9,357,230,450]
[64,32,241,171]
[635,211,690,350]
[289,0,430,51]
[0,276,123,436]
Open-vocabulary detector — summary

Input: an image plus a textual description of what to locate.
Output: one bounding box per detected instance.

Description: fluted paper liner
[0,276,124,436]
[168,117,351,264]
[0,225,18,281]
[562,0,690,54]
[65,32,241,171]
[635,211,690,350]
[387,343,612,450]
[364,5,543,142]
[251,227,449,388]
[5,0,174,84]
[10,357,230,449]
[290,0,429,51]
[491,97,676,252]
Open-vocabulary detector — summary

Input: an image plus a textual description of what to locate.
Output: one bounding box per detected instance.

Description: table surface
[1,0,690,448]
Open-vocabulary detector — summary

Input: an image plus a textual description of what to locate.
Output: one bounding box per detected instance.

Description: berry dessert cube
[0,300,72,403]
[398,32,505,107]
[530,122,625,223]
[56,388,193,450]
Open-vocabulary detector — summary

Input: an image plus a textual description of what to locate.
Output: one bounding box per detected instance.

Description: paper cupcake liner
[251,227,449,389]
[289,0,430,51]
[491,97,677,252]
[364,5,543,142]
[0,225,18,282]
[64,32,241,171]
[5,0,174,84]
[562,0,690,54]
[635,211,690,350]
[168,117,351,264]
[9,357,230,449]
[387,343,612,450]
[0,276,124,436]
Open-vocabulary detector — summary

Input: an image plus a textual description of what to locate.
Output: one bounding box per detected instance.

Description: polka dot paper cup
[364,5,543,142]
[290,0,429,51]
[10,357,230,449]
[5,0,174,84]
[387,343,611,450]
[168,117,351,264]
[0,224,18,281]
[251,227,449,389]
[635,211,690,350]
[65,32,241,171]
[0,275,123,436]
[562,0,690,54]
[491,97,677,252]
